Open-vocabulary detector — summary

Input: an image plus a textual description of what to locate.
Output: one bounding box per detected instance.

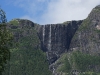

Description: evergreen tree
[0,7,12,75]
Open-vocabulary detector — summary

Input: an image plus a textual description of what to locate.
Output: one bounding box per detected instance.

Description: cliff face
[3,19,52,75]
[36,5,100,75]
[37,21,82,64]
[7,19,35,42]
[3,5,100,75]
[70,5,100,55]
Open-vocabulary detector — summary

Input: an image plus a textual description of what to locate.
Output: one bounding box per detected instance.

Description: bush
[71,51,100,72]
[9,19,19,25]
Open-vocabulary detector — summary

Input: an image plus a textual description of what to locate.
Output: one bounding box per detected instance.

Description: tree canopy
[0,7,12,75]
[0,7,7,23]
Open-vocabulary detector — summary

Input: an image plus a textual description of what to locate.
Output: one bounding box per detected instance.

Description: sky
[0,0,100,24]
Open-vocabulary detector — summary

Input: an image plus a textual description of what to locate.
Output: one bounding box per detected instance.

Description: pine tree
[0,7,12,75]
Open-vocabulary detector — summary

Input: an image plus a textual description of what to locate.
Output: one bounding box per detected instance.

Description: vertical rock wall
[38,20,83,64]
[70,5,100,55]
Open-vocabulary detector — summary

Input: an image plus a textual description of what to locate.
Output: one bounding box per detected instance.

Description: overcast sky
[1,0,100,24]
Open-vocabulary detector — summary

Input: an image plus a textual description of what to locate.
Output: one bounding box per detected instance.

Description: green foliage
[9,19,19,25]
[56,53,71,74]
[2,23,52,75]
[94,29,100,33]
[79,18,90,31]
[56,51,100,74]
[64,58,71,72]
[93,6,100,13]
[0,25,10,75]
[79,72,99,75]
[0,8,7,23]
[3,48,52,75]
[63,21,70,25]
[71,51,100,72]
[0,8,12,75]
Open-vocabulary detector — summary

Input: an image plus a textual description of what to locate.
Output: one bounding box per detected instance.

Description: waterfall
[52,66,55,74]
[48,25,51,51]
[43,25,45,44]
[55,27,56,44]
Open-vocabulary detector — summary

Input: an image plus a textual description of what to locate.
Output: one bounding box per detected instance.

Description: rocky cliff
[50,6,100,73]
[3,5,100,75]
[70,5,100,55]
[37,21,82,64]
[3,19,52,75]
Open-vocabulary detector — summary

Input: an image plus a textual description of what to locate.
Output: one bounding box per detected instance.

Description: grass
[54,51,100,75]
[78,18,90,31]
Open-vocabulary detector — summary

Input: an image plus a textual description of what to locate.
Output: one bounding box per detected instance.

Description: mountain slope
[2,19,52,75]
[70,5,100,55]
[50,5,100,75]
[2,5,100,75]
[38,20,82,64]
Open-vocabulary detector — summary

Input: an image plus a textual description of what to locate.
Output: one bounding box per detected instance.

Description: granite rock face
[5,5,100,75]
[70,5,100,55]
[38,21,83,64]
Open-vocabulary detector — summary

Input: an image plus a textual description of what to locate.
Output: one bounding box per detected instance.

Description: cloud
[9,0,49,22]
[40,0,100,24]
[9,0,48,14]
[8,0,100,24]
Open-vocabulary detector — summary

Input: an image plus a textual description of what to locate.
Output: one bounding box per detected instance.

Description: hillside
[53,5,100,75]
[2,5,100,75]
[2,19,52,75]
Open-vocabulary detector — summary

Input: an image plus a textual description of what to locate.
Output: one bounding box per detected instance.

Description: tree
[0,7,7,23]
[0,7,12,75]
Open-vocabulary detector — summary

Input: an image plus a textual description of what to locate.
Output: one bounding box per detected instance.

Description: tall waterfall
[48,25,51,51]
[43,25,45,44]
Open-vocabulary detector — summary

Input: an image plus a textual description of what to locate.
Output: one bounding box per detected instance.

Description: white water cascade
[43,25,45,44]
[48,25,51,51]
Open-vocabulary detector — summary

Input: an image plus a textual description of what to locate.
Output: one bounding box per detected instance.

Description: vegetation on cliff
[0,7,12,75]
[55,51,100,75]
[2,20,52,75]
[9,19,19,25]
[1,5,100,75]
